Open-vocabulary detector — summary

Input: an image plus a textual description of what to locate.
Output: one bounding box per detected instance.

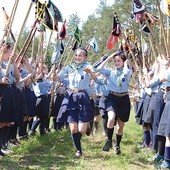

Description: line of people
[133,55,170,169]
[3,40,166,167]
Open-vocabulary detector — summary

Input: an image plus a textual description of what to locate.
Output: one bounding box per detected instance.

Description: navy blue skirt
[152,90,165,133]
[142,94,151,125]
[25,87,36,117]
[135,98,144,125]
[12,85,26,125]
[0,84,15,123]
[35,94,50,116]
[157,92,170,137]
[57,90,94,123]
[105,93,131,122]
[51,93,64,117]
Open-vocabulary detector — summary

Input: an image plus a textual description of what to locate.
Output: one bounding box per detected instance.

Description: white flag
[89,37,99,53]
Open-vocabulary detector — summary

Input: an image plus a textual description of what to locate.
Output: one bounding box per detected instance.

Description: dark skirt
[25,87,36,117]
[157,92,170,137]
[142,94,151,125]
[57,90,94,123]
[51,93,64,117]
[0,84,15,123]
[93,96,100,116]
[35,94,50,116]
[152,91,165,133]
[143,93,156,124]
[135,98,144,125]
[12,85,26,125]
[105,93,131,122]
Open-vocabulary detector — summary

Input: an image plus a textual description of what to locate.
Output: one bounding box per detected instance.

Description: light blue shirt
[1,62,16,84]
[97,66,132,93]
[59,61,93,95]
[32,79,52,97]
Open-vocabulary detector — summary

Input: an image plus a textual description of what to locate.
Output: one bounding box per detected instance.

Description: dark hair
[113,51,126,62]
[1,40,12,49]
[75,47,88,57]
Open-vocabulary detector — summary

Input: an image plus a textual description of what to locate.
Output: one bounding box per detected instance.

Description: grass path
[0,111,156,170]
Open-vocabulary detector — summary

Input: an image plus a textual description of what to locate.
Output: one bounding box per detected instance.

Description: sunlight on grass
[0,110,155,170]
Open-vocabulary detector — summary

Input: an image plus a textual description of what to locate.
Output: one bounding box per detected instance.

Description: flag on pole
[107,13,121,50]
[89,37,99,53]
[33,0,63,31]
[59,19,66,40]
[133,0,145,14]
[51,41,63,64]
[73,25,82,44]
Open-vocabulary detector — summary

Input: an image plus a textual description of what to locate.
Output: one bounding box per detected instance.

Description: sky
[0,0,114,40]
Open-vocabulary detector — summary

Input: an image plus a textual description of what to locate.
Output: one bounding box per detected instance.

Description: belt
[110,91,128,97]
[68,88,85,93]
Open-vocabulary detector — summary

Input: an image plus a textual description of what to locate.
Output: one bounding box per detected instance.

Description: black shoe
[29,130,35,136]
[102,140,112,151]
[115,146,121,155]
[74,150,82,158]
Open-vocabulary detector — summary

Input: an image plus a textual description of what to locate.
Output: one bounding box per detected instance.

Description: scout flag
[107,13,121,50]
[73,25,82,45]
[59,19,66,40]
[33,0,63,31]
[89,37,99,53]
[51,41,64,64]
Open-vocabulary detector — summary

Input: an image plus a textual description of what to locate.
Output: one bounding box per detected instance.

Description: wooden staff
[44,31,53,60]
[2,7,20,51]
[156,0,169,57]
[167,16,170,49]
[15,2,46,64]
[122,30,141,75]
[63,40,76,66]
[36,31,44,63]
[0,0,19,64]
[144,19,163,59]
[15,25,37,63]
[5,1,33,76]
[48,38,65,118]
[61,36,73,64]
[0,0,18,43]
[48,63,57,118]
[31,37,35,58]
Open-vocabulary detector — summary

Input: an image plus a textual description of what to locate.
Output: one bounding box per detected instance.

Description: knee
[79,129,86,134]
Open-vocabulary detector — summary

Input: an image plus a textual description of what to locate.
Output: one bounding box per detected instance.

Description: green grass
[0,111,155,170]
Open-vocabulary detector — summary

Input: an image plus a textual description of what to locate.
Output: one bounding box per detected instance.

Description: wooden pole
[5,2,33,76]
[156,0,169,57]
[0,0,19,64]
[167,16,170,50]
[44,31,53,61]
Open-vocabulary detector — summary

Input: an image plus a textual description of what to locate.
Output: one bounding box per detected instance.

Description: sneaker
[115,146,121,155]
[74,150,82,158]
[160,160,170,169]
[0,150,5,157]
[148,154,164,164]
[1,149,11,155]
[102,140,112,151]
